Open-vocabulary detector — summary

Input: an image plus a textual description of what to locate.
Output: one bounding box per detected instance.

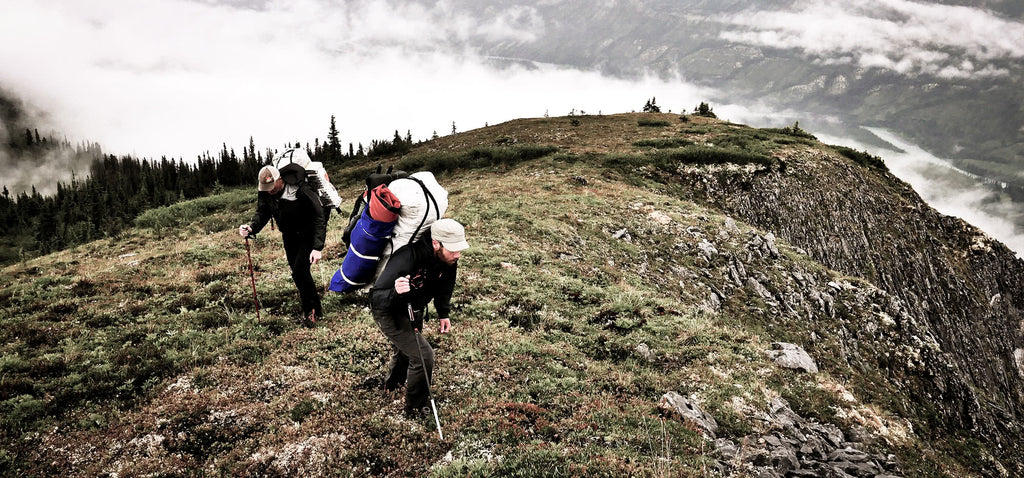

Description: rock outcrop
[713,398,901,478]
[672,148,1024,468]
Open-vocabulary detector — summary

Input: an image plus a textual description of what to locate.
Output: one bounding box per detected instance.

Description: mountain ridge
[1,112,1021,476]
[448,0,1024,202]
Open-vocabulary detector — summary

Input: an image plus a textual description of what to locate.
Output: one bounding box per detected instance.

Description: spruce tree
[642,97,661,113]
[694,101,717,118]
[327,115,342,164]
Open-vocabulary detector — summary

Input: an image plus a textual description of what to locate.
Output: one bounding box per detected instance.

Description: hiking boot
[301,311,316,328]
[404,405,430,420]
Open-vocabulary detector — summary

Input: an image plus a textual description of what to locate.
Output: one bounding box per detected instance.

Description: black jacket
[248,183,326,251]
[370,230,457,318]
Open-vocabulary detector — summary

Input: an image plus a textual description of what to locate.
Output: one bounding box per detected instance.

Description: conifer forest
[0,116,414,265]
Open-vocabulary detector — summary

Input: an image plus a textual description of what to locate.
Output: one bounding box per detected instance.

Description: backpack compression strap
[405,176,441,247]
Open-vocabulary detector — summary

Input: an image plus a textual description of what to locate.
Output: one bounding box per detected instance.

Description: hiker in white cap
[238,164,327,326]
[369,218,469,418]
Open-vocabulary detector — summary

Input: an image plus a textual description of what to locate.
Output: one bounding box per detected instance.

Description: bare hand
[309,250,322,264]
[438,318,451,334]
[395,275,411,294]
[238,224,252,238]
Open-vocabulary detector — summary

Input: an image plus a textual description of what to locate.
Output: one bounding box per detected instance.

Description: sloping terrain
[1,113,1021,476]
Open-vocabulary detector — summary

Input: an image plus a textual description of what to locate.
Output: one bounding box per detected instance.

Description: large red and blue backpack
[329,167,448,292]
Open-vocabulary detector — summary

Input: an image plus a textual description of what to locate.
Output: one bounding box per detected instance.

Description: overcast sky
[0,0,712,160]
[719,0,1024,79]
[2,0,1021,158]
[1,0,1021,254]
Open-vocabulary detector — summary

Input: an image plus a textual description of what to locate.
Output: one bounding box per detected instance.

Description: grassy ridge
[0,162,750,475]
[3,113,987,477]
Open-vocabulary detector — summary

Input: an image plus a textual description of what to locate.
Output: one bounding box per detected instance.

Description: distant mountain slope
[1,113,1020,476]
[444,0,1024,196]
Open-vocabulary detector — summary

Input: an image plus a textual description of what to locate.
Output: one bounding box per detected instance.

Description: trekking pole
[409,303,444,440]
[244,235,262,322]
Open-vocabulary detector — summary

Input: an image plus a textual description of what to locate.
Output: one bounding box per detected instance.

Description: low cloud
[718,0,1024,79]
[817,128,1024,257]
[0,0,707,165]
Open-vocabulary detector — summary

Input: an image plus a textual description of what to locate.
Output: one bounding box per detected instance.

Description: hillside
[1,113,1022,477]
[458,0,1024,192]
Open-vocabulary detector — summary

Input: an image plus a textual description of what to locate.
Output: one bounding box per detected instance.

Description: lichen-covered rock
[659,391,718,438]
[768,342,818,373]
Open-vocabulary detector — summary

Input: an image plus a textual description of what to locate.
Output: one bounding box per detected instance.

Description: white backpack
[373,171,449,276]
[274,148,343,210]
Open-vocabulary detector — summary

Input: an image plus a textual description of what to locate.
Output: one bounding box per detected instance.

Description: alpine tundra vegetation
[1,113,1022,477]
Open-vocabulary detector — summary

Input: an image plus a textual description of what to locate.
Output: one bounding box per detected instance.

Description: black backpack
[342,164,409,245]
[278,162,307,186]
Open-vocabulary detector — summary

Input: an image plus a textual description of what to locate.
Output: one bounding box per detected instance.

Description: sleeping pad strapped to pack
[329,170,449,293]
[329,184,401,292]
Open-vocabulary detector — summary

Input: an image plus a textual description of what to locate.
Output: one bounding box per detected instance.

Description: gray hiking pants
[371,306,434,411]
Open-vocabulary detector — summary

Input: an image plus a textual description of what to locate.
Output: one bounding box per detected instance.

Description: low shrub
[0,395,45,434]
[290,399,317,423]
[395,144,559,173]
[832,145,889,171]
[637,119,671,127]
[633,138,695,149]
[712,134,773,157]
[135,191,247,233]
[760,122,817,140]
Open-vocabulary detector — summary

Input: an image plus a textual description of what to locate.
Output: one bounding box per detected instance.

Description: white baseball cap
[431,219,470,252]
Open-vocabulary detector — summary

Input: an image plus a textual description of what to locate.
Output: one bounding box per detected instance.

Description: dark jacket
[249,183,326,251]
[370,230,457,318]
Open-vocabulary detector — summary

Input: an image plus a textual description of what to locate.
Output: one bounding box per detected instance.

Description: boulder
[768,342,819,373]
[659,391,718,438]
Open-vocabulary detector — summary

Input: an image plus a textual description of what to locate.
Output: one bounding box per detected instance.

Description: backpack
[342,164,409,245]
[329,184,402,292]
[329,167,448,292]
[274,148,344,213]
[381,171,448,259]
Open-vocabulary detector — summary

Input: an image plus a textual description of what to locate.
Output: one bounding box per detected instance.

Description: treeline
[0,142,266,264]
[0,116,421,265]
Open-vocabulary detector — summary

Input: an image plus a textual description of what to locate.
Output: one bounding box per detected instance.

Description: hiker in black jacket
[370,218,469,418]
[238,164,326,325]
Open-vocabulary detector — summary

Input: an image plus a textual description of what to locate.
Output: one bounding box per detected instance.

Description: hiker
[369,218,469,418]
[238,164,327,325]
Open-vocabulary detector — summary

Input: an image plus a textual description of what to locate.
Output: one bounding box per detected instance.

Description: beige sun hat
[257,166,280,192]
[430,218,470,252]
